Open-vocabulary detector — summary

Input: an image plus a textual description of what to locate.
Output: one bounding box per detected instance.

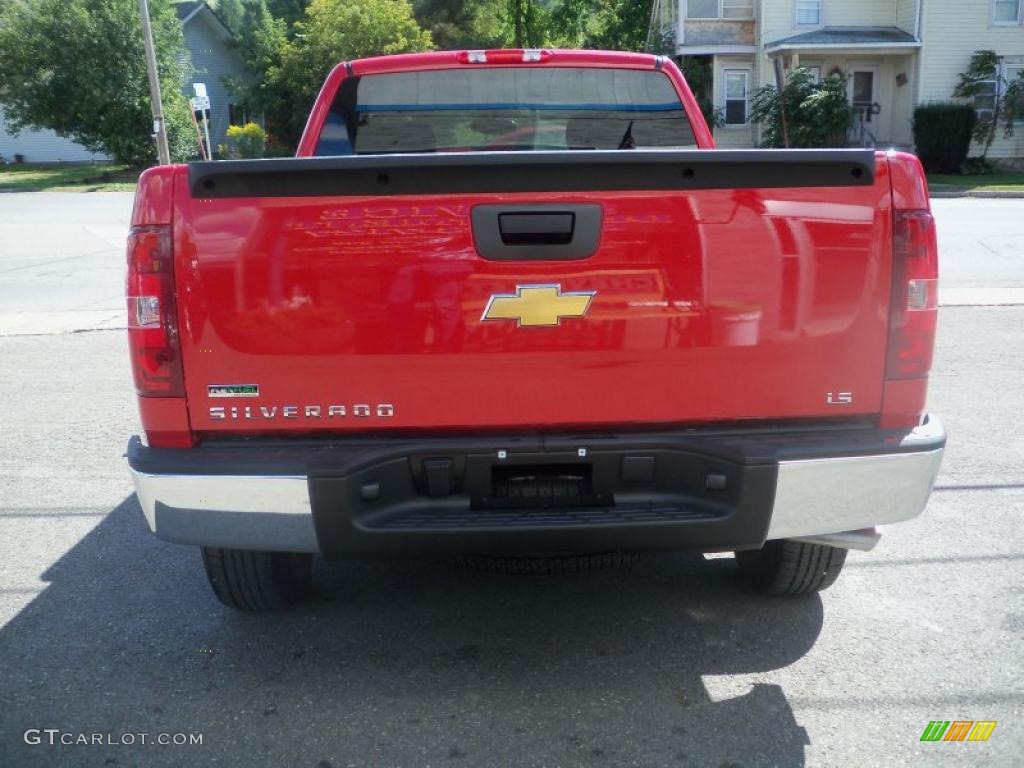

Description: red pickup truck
[126,49,944,610]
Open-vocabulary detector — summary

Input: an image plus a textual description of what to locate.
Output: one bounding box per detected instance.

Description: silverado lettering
[125,49,944,611]
[209,404,395,420]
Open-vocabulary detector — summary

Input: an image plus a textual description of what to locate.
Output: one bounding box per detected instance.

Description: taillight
[886,210,938,379]
[880,209,938,429]
[126,224,184,397]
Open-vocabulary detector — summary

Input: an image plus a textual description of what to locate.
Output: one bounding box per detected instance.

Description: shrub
[751,68,853,148]
[912,103,976,173]
[962,157,997,175]
[224,122,267,159]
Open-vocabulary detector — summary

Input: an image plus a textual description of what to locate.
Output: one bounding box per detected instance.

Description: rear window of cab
[315,67,697,155]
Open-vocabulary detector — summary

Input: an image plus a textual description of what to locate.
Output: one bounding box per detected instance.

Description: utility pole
[138,0,171,164]
[773,57,791,148]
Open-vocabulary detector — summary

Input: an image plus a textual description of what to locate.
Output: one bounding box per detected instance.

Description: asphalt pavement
[0,192,1021,767]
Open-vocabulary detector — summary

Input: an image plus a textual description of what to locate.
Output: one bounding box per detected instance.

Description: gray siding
[0,108,111,163]
[895,0,918,34]
[183,12,250,151]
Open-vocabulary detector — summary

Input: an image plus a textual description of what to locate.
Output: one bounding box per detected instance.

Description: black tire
[734,540,847,595]
[200,547,313,611]
[462,551,636,575]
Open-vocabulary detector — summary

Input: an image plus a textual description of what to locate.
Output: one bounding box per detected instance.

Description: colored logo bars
[920,721,997,742]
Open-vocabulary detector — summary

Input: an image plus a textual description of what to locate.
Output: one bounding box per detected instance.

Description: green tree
[410,0,653,53]
[751,67,853,148]
[0,0,195,165]
[214,0,247,32]
[215,0,310,28]
[587,0,651,52]
[413,0,506,49]
[953,50,1024,160]
[223,0,292,148]
[266,0,310,25]
[507,0,546,47]
[266,0,434,144]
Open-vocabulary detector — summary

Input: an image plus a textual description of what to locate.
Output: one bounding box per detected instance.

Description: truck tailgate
[174,150,892,434]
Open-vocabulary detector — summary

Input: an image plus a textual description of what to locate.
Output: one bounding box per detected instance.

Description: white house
[654,0,1024,161]
[0,1,249,163]
[915,0,1024,163]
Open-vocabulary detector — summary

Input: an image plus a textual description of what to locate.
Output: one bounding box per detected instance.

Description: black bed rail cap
[187,149,877,199]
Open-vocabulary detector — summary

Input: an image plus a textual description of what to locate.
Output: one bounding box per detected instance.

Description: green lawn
[927,172,1024,193]
[0,163,140,192]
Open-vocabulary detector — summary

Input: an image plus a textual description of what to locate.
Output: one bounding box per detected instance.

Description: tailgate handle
[472,204,602,261]
[499,212,574,245]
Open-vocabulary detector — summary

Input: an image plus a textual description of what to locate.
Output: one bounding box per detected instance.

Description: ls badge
[481,284,596,327]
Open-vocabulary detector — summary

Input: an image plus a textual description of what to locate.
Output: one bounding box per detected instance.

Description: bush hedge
[913,103,976,173]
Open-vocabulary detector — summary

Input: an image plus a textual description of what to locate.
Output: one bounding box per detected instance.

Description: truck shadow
[0,496,821,767]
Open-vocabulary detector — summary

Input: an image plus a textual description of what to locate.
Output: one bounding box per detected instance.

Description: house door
[848,66,880,145]
[847,67,880,124]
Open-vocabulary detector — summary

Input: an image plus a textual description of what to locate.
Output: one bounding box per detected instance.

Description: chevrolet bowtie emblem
[481,284,596,327]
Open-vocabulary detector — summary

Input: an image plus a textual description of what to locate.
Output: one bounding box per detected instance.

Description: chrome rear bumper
[765,435,945,541]
[129,417,944,553]
[131,473,319,552]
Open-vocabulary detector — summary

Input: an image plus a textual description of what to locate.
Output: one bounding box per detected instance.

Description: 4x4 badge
[208,384,259,398]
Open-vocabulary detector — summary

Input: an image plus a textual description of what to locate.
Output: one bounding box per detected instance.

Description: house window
[973,79,998,125]
[724,70,750,125]
[973,66,1023,125]
[687,0,753,19]
[993,0,1021,24]
[687,0,719,19]
[722,0,754,19]
[1006,65,1024,122]
[804,65,822,84]
[228,104,249,126]
[796,0,821,25]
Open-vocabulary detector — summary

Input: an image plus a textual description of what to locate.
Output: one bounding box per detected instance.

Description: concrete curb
[929,189,1024,199]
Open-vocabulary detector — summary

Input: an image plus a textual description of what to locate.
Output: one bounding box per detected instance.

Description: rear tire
[201,547,313,611]
[735,540,847,595]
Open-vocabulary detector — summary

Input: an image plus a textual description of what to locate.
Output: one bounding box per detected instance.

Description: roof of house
[173,0,205,22]
[172,1,236,40]
[767,27,921,51]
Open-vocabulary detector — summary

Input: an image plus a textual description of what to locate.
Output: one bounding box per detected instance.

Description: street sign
[192,82,208,98]
[191,96,210,111]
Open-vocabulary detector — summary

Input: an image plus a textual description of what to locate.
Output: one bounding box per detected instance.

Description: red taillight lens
[886,210,938,379]
[126,225,184,397]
